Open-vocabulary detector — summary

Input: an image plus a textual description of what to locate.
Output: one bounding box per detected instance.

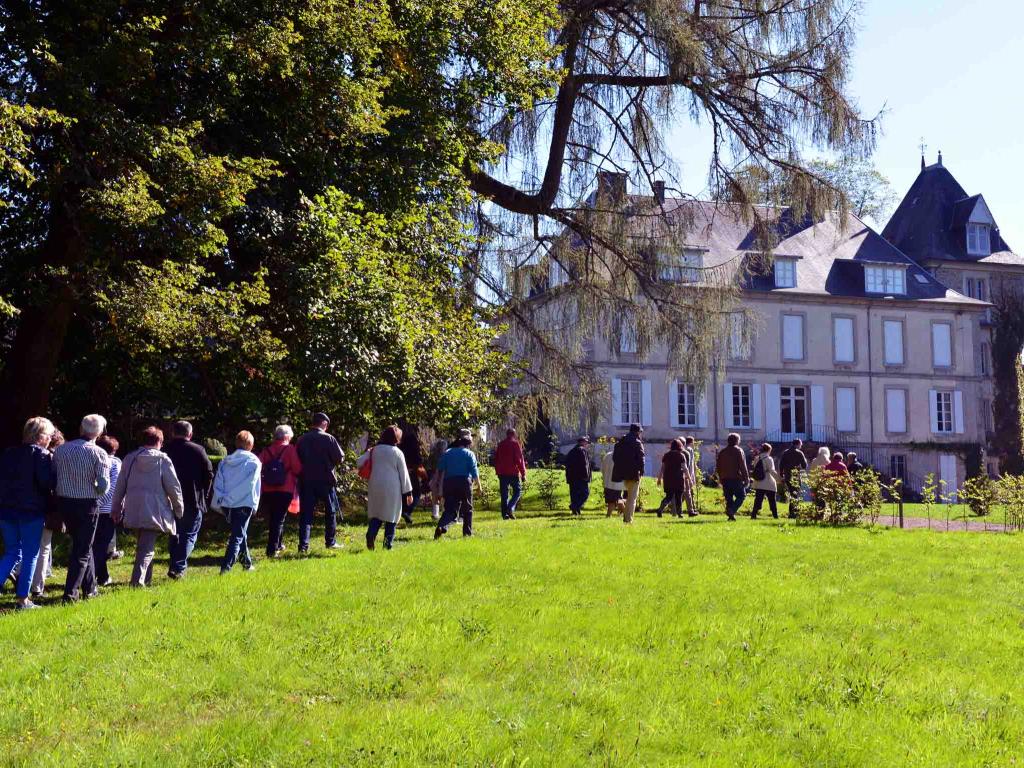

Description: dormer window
[865,265,906,295]
[774,258,797,288]
[967,223,991,256]
[659,249,703,283]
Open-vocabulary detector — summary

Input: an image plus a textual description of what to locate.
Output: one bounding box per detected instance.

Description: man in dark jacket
[778,439,809,518]
[564,437,592,516]
[611,424,645,524]
[847,452,866,475]
[297,413,344,552]
[166,420,214,579]
[715,433,749,521]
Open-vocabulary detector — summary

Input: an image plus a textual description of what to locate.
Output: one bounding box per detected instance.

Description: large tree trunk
[0,203,82,446]
[0,294,75,445]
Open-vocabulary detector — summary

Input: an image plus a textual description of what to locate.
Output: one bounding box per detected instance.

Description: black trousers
[438,477,474,536]
[92,514,117,585]
[751,489,778,518]
[263,491,292,556]
[61,497,99,600]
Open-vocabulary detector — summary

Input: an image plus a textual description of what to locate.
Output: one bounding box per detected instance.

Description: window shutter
[783,315,803,360]
[928,389,939,433]
[611,377,623,426]
[954,390,965,434]
[641,380,653,427]
[884,321,904,365]
[836,387,856,432]
[833,317,854,363]
[886,390,906,433]
[723,382,734,429]
[764,384,781,436]
[932,324,952,367]
[810,385,826,441]
[668,379,679,429]
[750,384,763,431]
[697,389,709,429]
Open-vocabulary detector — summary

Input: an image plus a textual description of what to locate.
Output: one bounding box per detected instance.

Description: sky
[664,0,1024,246]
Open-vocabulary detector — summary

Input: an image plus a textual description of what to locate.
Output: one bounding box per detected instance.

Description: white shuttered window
[886,389,907,433]
[932,322,952,368]
[833,317,854,363]
[883,320,904,365]
[782,314,804,361]
[836,387,856,432]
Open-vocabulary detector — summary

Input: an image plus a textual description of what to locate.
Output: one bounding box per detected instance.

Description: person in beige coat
[111,426,184,587]
[750,443,782,519]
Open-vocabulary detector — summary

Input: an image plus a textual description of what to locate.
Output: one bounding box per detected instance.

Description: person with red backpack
[258,425,303,558]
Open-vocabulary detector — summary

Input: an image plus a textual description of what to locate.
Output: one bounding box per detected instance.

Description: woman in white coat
[357,425,413,550]
[750,442,782,519]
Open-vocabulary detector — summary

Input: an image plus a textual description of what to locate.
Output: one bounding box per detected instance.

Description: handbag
[357,447,375,480]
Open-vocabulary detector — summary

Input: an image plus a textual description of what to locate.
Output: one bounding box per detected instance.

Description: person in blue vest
[433,429,482,539]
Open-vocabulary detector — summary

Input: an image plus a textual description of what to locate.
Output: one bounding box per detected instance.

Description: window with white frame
[967,223,991,256]
[782,314,804,361]
[676,383,697,427]
[833,316,854,363]
[865,265,907,294]
[885,389,907,433]
[889,455,907,483]
[659,249,703,283]
[774,258,797,288]
[620,378,642,425]
[883,320,904,365]
[729,313,750,360]
[932,322,952,368]
[730,384,752,429]
[933,390,954,434]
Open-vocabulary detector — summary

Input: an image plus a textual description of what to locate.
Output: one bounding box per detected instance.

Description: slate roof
[881,163,1021,265]
[645,198,984,306]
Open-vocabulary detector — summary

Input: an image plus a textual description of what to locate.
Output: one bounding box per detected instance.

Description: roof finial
[937,149,943,167]
[919,137,927,170]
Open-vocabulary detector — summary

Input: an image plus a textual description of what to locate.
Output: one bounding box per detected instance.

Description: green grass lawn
[2,471,1024,765]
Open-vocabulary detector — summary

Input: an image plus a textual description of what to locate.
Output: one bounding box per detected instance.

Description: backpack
[752,456,766,482]
[262,446,288,486]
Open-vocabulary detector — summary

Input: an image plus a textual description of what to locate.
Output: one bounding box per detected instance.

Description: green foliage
[533,450,562,510]
[960,475,997,518]
[203,438,228,458]
[799,467,866,525]
[0,0,558,441]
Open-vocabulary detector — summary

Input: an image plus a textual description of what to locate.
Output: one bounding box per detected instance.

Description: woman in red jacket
[493,428,527,520]
[259,425,303,557]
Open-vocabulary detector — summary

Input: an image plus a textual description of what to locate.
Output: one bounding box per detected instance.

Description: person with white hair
[0,417,55,609]
[51,413,111,602]
[165,420,214,579]
[258,424,303,557]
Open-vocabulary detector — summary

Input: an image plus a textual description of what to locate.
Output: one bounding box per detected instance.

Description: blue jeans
[498,475,522,518]
[0,513,45,599]
[568,480,590,513]
[722,479,747,518]
[222,507,254,571]
[366,518,397,549]
[299,483,340,550]
[169,506,204,574]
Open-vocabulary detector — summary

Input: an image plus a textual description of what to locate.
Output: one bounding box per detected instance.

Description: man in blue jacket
[296,413,344,552]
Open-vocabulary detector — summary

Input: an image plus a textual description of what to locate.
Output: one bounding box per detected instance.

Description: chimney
[596,171,627,203]
[653,180,666,205]
[920,154,925,171]
[938,150,943,167]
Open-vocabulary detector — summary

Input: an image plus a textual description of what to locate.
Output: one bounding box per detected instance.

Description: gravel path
[873,514,1014,533]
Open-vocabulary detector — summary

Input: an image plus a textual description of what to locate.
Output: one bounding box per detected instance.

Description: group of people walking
[0,410,498,610]
[0,412,351,609]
